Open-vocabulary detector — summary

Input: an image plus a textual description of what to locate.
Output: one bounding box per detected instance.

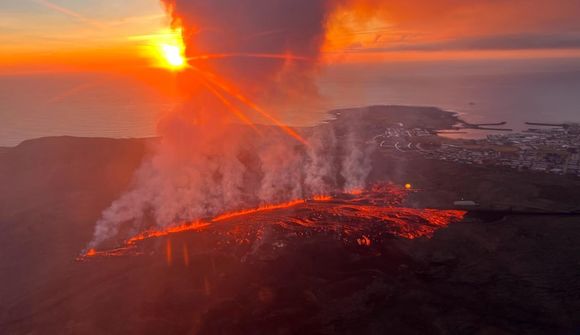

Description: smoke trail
[341,131,374,192]
[88,0,378,248]
[305,125,339,195]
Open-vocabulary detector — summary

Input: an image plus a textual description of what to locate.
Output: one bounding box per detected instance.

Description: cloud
[327,0,580,54]
[349,33,580,53]
[162,0,334,94]
[35,0,106,29]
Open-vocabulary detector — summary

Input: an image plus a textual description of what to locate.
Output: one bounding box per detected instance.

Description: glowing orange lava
[125,221,211,246]
[212,199,306,222]
[80,200,307,259]
[357,235,372,246]
[79,186,467,261]
[346,189,364,195]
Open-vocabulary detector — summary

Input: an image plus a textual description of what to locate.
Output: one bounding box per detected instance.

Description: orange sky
[0,0,173,74]
[2,0,580,74]
[323,0,580,62]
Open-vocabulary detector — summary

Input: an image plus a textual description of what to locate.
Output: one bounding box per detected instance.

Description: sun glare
[161,44,185,69]
[134,27,188,71]
[155,29,187,71]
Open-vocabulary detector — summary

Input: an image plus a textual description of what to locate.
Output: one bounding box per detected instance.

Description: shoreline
[4,104,575,148]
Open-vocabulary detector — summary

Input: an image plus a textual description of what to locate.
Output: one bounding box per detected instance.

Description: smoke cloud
[163,0,334,101]
[88,0,376,248]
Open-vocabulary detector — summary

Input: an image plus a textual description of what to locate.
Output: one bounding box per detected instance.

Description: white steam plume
[88,114,374,248]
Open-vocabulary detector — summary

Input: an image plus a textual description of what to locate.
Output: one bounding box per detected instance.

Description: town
[374,122,580,177]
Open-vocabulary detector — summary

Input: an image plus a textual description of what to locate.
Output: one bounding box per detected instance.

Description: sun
[154,28,187,71]
[160,43,186,69]
[134,27,188,71]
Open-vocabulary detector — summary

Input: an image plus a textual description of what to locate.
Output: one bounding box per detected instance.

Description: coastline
[2,105,580,333]
[5,103,570,148]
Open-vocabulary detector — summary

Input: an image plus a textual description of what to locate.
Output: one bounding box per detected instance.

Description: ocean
[2,59,580,146]
[0,73,176,147]
[318,59,580,137]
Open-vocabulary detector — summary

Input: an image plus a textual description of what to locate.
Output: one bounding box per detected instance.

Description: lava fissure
[80,187,466,261]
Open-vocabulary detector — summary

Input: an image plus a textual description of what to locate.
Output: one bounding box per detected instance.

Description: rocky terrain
[2,106,580,334]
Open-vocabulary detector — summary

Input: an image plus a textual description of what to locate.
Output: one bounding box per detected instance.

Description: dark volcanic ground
[2,106,580,334]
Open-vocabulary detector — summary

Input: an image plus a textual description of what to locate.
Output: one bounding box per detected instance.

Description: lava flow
[212,199,307,222]
[80,185,466,261]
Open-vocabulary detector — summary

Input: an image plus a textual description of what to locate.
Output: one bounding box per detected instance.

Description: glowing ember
[405,183,412,190]
[346,189,364,195]
[357,235,372,246]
